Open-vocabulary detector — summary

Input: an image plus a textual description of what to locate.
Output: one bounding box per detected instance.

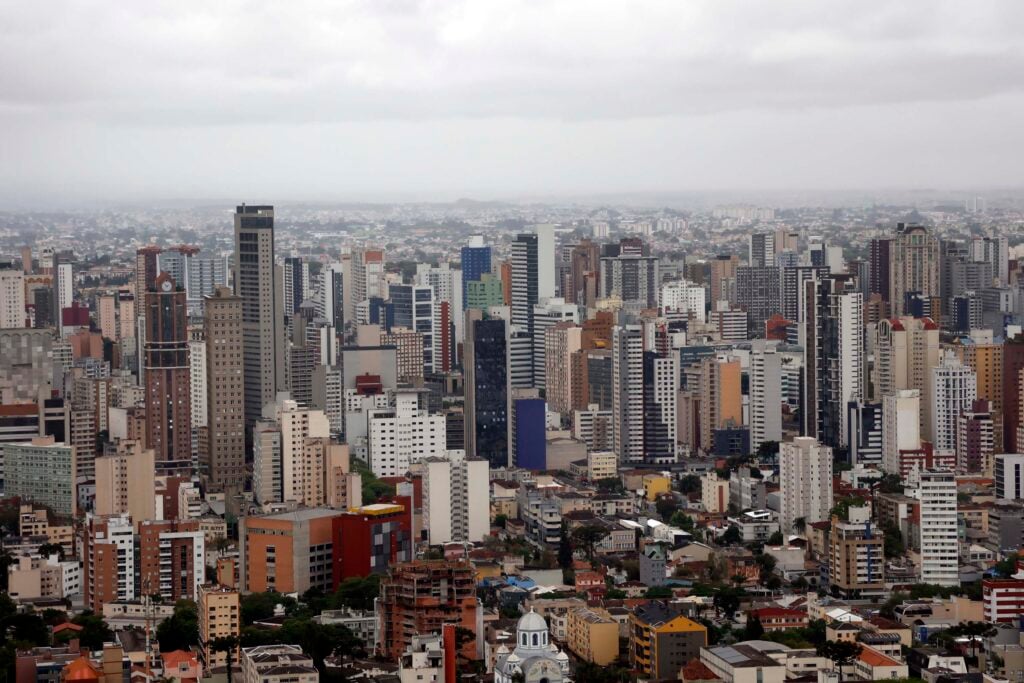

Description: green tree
[37,543,65,560]
[719,525,742,546]
[654,494,679,521]
[679,475,701,494]
[947,621,996,661]
[210,636,239,683]
[882,524,905,558]
[766,531,784,546]
[493,514,508,529]
[329,575,381,612]
[571,525,609,560]
[558,522,573,569]
[69,611,113,650]
[817,641,862,679]
[644,586,673,599]
[995,553,1019,578]
[156,600,200,652]
[714,586,745,621]
[743,614,765,640]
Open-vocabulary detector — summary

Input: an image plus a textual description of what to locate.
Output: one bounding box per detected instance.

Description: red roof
[750,607,805,619]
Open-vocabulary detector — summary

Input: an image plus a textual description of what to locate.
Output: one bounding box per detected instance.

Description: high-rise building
[460,236,492,311]
[202,287,246,491]
[83,513,136,612]
[780,265,828,324]
[748,232,776,268]
[144,273,192,473]
[995,454,1024,500]
[0,269,26,328]
[332,502,413,581]
[660,279,706,324]
[138,519,205,602]
[234,205,283,427]
[869,238,892,312]
[1003,334,1024,454]
[422,452,489,546]
[566,240,601,307]
[464,311,509,468]
[282,256,307,318]
[873,316,940,429]
[2,436,77,517]
[238,508,342,594]
[465,273,503,312]
[710,254,739,306]
[600,250,659,309]
[803,274,863,447]
[93,441,156,527]
[510,393,546,469]
[847,401,882,467]
[930,351,977,453]
[198,584,240,670]
[827,506,884,599]
[545,322,582,417]
[377,560,481,661]
[882,389,922,475]
[532,299,580,389]
[748,340,782,453]
[510,232,539,348]
[388,284,438,374]
[535,224,557,301]
[914,469,959,586]
[612,323,678,464]
[367,391,446,478]
[889,224,940,317]
[779,437,833,534]
[957,400,995,475]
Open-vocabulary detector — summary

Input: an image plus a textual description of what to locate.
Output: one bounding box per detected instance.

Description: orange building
[239,508,342,594]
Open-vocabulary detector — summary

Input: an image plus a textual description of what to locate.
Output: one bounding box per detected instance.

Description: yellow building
[566,607,619,666]
[198,583,240,669]
[629,602,707,679]
[642,476,671,502]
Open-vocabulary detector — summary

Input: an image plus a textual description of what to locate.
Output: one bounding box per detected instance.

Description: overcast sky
[2,1,1023,205]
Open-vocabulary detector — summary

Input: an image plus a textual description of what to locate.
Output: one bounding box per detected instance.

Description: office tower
[1003,334,1024,453]
[83,514,135,612]
[378,560,481,661]
[187,254,229,316]
[930,351,977,453]
[532,298,580,389]
[709,302,748,341]
[31,287,53,329]
[545,322,582,417]
[566,240,600,307]
[238,508,342,593]
[464,311,509,468]
[388,284,438,374]
[320,262,346,331]
[381,329,425,381]
[138,519,205,602]
[198,584,240,670]
[869,237,892,308]
[847,401,882,466]
[958,400,995,475]
[780,265,827,324]
[914,469,959,586]
[889,224,940,317]
[93,441,156,526]
[352,248,387,310]
[735,266,781,335]
[691,355,742,456]
[466,273,503,311]
[422,452,489,545]
[510,232,539,341]
[510,393,546,469]
[971,235,1009,285]
[53,260,73,331]
[0,269,25,328]
[806,235,826,267]
[803,274,863,447]
[828,506,885,599]
[951,292,983,334]
[282,256,307,317]
[234,205,283,427]
[882,389,921,475]
[2,437,76,517]
[460,236,492,311]
[749,340,782,453]
[779,437,833,534]
[144,273,192,473]
[748,232,775,268]
[660,279,706,323]
[332,503,412,581]
[367,391,446,478]
[612,323,678,465]
[535,223,557,301]
[600,249,659,309]
[202,287,245,491]
[995,454,1024,500]
[415,262,462,349]
[710,254,739,306]
[508,323,535,389]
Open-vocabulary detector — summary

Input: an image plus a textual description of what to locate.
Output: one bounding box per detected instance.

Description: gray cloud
[1,1,1023,201]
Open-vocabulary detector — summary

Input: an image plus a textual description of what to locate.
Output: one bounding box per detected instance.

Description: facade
[138,519,205,602]
[510,233,539,363]
[422,453,488,546]
[612,323,678,465]
[464,312,509,468]
[957,400,995,474]
[827,506,884,599]
[202,287,246,491]
[660,279,706,323]
[83,514,136,612]
[0,269,26,328]
[995,454,1024,500]
[779,437,833,534]
[241,645,318,683]
[890,224,940,317]
[735,266,781,334]
[915,469,959,586]
[629,602,707,681]
[367,391,446,478]
[198,584,241,669]
[930,351,976,453]
[332,503,412,581]
[93,441,156,526]
[460,236,492,311]
[748,340,782,452]
[234,205,283,427]
[493,611,569,683]
[3,437,76,517]
[144,273,192,473]
[239,508,342,594]
[565,607,618,666]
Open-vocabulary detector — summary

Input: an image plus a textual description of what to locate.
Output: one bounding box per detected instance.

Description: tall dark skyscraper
[510,233,539,339]
[234,205,283,427]
[464,310,509,468]
[460,236,492,311]
[145,272,191,473]
[736,266,781,336]
[283,256,305,316]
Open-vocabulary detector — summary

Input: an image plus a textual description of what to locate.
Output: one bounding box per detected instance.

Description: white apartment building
[532,298,581,389]
[660,279,706,323]
[749,340,782,453]
[422,451,489,546]
[779,437,833,534]
[914,469,959,586]
[930,351,977,453]
[0,269,26,328]
[367,391,446,478]
[994,454,1024,500]
[572,404,614,452]
[882,390,921,475]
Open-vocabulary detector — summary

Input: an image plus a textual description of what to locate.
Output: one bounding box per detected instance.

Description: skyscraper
[234,205,283,426]
[779,437,833,534]
[460,236,492,311]
[510,232,539,342]
[144,272,192,473]
[930,351,976,454]
[889,224,940,317]
[0,269,26,328]
[464,310,509,468]
[914,469,959,586]
[748,232,775,268]
[612,322,678,465]
[735,266,781,335]
[748,340,782,453]
[202,287,245,491]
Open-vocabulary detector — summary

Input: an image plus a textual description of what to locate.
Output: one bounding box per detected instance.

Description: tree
[714,586,745,621]
[882,524,905,559]
[644,586,673,599]
[947,621,996,661]
[571,525,609,560]
[817,640,862,679]
[679,475,701,494]
[995,553,1019,578]
[329,575,381,612]
[69,611,113,650]
[743,614,765,640]
[493,514,508,529]
[719,525,742,546]
[37,543,65,560]
[156,600,199,652]
[558,522,573,568]
[654,495,679,521]
[766,531,784,546]
[756,441,779,461]
[876,473,904,494]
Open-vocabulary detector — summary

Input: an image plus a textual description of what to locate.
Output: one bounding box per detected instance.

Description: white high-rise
[612,325,645,464]
[659,279,706,323]
[422,451,489,546]
[779,437,833,534]
[749,340,782,452]
[535,224,557,301]
[882,389,921,475]
[914,469,959,586]
[367,391,446,478]
[995,454,1024,500]
[276,397,332,505]
[0,269,25,328]
[930,351,977,453]
[532,298,580,389]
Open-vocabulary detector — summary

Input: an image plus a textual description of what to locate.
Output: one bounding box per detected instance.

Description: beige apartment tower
[203,287,246,491]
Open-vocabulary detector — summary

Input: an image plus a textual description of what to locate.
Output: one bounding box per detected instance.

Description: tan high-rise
[94,440,156,531]
[873,316,940,436]
[203,287,246,491]
[889,224,939,317]
[198,583,240,669]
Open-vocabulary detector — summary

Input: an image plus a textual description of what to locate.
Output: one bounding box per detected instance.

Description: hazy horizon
[3,2,1024,204]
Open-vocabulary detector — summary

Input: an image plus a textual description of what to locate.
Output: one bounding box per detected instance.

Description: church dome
[517,609,548,633]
